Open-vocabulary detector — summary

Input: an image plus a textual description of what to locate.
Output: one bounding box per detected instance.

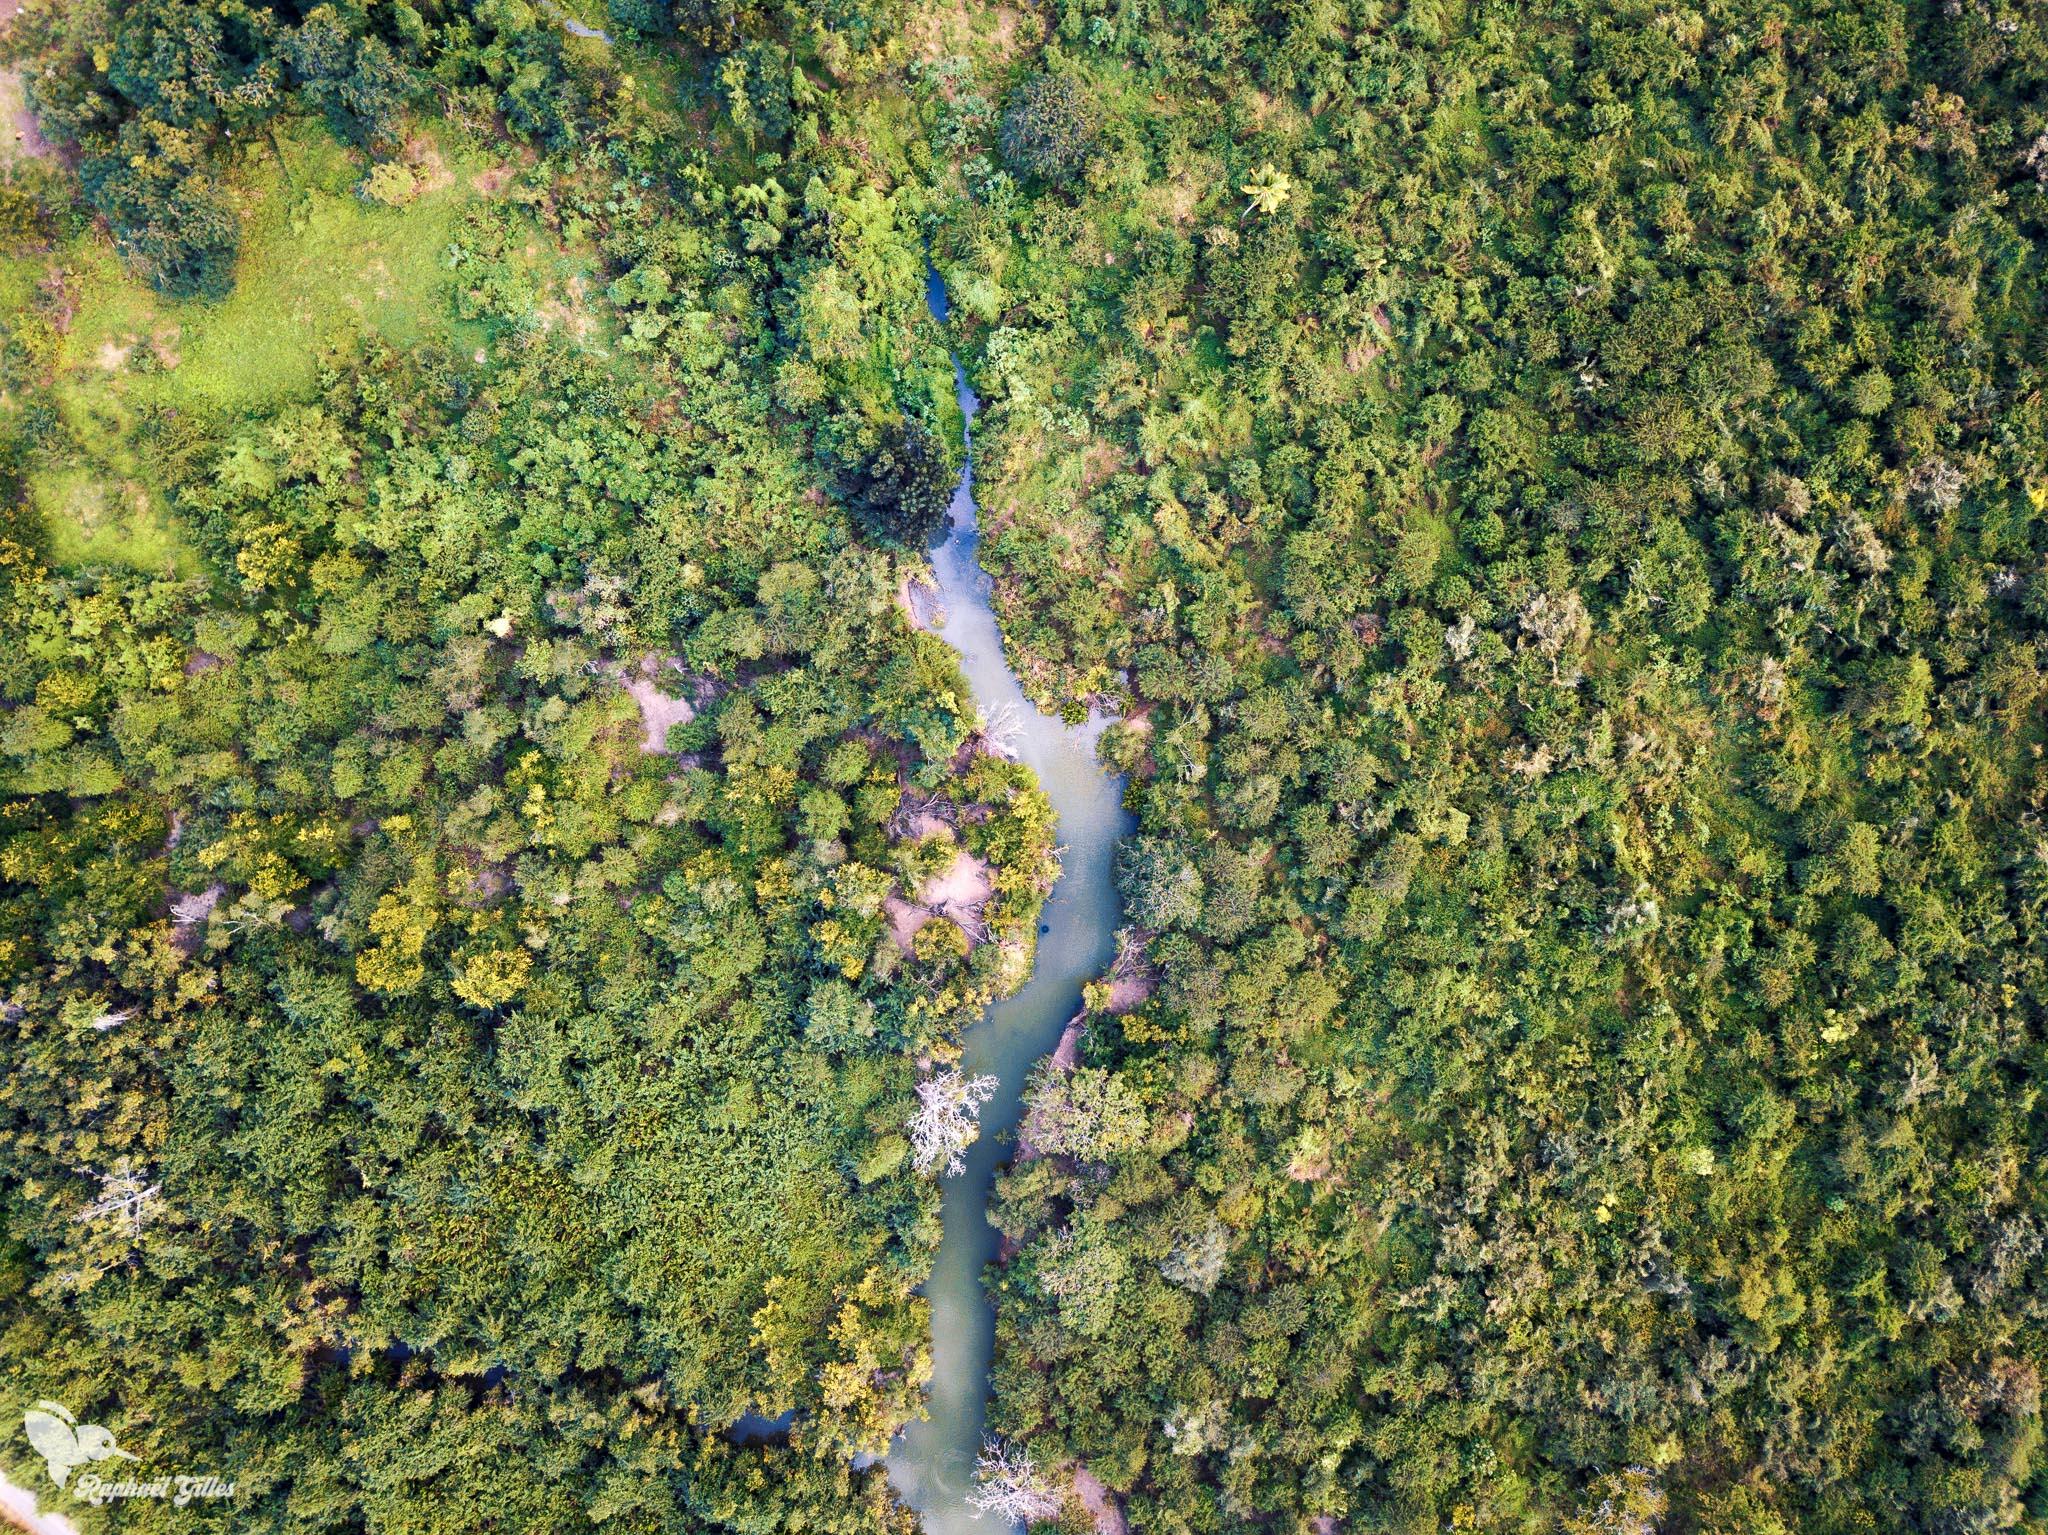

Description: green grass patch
[32,463,200,576]
[9,116,604,575]
[55,121,497,418]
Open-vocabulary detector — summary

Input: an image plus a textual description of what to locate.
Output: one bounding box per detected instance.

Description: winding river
[885,273,1132,1529]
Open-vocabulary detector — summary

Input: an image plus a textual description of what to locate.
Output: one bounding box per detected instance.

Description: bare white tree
[979,701,1022,760]
[1519,590,1590,687]
[1443,614,1478,663]
[966,1437,1061,1524]
[75,1160,161,1238]
[908,1070,998,1177]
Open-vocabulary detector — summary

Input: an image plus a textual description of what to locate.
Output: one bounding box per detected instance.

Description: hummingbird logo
[20,1401,139,1491]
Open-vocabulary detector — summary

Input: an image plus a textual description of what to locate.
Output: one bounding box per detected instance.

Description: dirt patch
[1141,162,1217,230]
[169,882,225,953]
[170,884,224,926]
[183,650,223,676]
[1048,1012,1085,1072]
[897,806,955,843]
[0,0,57,172]
[95,338,131,372]
[1345,305,1393,372]
[1104,969,1156,1012]
[883,848,993,955]
[1068,1464,1127,1535]
[35,269,73,334]
[614,656,717,753]
[1078,440,1130,495]
[536,274,600,344]
[471,166,516,197]
[1242,88,1307,136]
[401,136,454,195]
[897,570,941,632]
[905,0,1038,66]
[623,675,695,753]
[883,891,933,953]
[918,848,992,911]
[150,325,182,370]
[0,72,52,166]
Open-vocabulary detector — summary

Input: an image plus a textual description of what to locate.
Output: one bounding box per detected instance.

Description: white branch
[908,1070,998,1178]
[966,1437,1062,1523]
[74,1161,160,1237]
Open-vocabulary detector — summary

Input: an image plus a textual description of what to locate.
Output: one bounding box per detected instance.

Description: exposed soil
[0,0,56,169]
[883,891,932,953]
[1069,1464,1128,1535]
[897,570,941,632]
[1104,969,1156,1012]
[401,137,454,195]
[1047,1012,1085,1071]
[918,848,993,911]
[905,0,1038,67]
[624,675,695,753]
[883,848,994,956]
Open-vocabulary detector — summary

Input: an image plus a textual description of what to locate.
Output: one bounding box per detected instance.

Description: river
[884,273,1132,1529]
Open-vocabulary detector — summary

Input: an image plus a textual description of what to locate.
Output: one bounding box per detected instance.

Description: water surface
[884,274,1131,1530]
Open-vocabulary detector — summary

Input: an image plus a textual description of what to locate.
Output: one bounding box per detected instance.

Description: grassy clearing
[58,122,499,418]
[8,116,604,576]
[32,463,200,575]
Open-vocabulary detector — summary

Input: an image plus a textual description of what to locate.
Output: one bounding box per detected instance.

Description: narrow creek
[885,273,1133,1528]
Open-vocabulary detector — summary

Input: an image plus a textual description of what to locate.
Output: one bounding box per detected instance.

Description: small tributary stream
[884,274,1133,1528]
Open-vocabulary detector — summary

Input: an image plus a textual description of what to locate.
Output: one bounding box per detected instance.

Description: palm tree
[1240,162,1293,217]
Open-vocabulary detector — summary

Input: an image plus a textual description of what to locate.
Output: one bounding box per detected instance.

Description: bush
[1846,367,1894,416]
[998,72,1099,185]
[835,416,956,548]
[607,0,675,33]
[83,122,241,298]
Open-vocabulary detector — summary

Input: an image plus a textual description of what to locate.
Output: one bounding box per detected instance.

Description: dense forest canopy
[0,0,2044,1532]
[932,2,2048,1532]
[0,0,1049,1527]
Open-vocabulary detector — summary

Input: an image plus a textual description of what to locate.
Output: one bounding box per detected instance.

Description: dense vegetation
[0,1,1051,1529]
[920,2,2048,1532]
[5,0,2048,1533]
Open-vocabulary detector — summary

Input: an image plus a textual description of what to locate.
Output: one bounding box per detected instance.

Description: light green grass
[32,464,200,576]
[57,122,493,418]
[11,117,604,576]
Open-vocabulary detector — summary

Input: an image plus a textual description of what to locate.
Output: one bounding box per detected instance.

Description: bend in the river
[884,271,1132,1530]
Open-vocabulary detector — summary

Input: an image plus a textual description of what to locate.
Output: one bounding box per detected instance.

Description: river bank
[882,272,1132,1530]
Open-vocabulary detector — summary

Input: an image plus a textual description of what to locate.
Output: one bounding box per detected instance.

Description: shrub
[998,71,1099,185]
[835,416,956,548]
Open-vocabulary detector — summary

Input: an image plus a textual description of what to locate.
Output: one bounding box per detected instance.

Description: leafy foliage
[997,70,1099,186]
[0,2,1046,1528]
[923,1,2048,1531]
